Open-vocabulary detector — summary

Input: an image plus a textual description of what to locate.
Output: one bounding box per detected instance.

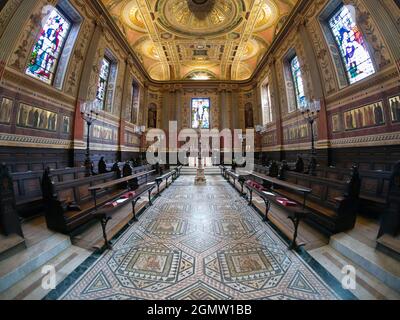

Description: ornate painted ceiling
[102,0,298,81]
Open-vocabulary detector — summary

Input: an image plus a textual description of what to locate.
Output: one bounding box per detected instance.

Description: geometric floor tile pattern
[60,176,339,300]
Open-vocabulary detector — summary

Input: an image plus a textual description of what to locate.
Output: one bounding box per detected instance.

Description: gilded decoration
[102,0,298,80]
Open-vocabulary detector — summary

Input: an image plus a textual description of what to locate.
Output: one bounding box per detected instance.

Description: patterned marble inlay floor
[58,176,340,300]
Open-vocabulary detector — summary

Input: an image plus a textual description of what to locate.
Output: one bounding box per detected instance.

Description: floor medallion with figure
[56,176,341,300]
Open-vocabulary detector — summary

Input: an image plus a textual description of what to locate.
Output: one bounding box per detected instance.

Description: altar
[188,157,213,167]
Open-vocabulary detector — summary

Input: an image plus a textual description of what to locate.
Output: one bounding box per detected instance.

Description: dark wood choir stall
[91,166,182,249]
[221,162,362,248]
[40,163,177,235]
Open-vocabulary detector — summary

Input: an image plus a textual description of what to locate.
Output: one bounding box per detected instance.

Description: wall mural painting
[17,104,57,131]
[329,5,375,84]
[344,102,385,131]
[262,133,276,146]
[125,132,140,146]
[283,123,309,142]
[0,98,13,124]
[92,124,116,141]
[191,98,210,129]
[332,114,341,132]
[62,116,71,134]
[26,8,71,84]
[389,95,400,123]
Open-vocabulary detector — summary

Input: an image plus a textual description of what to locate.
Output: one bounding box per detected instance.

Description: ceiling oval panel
[148,62,170,81]
[155,0,245,38]
[235,62,253,81]
[122,0,147,33]
[253,0,280,32]
[134,36,161,60]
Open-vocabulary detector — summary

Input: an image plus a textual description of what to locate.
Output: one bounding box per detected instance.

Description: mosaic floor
[57,176,340,300]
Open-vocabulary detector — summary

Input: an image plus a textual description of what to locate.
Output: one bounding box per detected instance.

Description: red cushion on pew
[105,201,118,208]
[120,191,136,199]
[276,198,297,207]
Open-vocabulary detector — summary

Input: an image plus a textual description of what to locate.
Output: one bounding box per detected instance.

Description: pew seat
[93,182,156,249]
[42,167,157,234]
[244,179,310,250]
[241,168,361,235]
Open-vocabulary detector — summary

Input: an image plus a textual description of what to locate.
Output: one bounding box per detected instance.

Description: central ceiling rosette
[156,0,245,38]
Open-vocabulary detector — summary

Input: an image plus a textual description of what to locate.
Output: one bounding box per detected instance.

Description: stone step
[0,234,26,262]
[330,233,400,293]
[309,246,400,300]
[180,167,220,175]
[377,234,400,262]
[0,245,91,300]
[0,234,71,293]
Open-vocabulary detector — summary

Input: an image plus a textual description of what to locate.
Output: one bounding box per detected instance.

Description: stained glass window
[290,56,306,108]
[95,57,111,110]
[26,8,71,84]
[262,84,273,124]
[329,5,375,84]
[191,98,210,129]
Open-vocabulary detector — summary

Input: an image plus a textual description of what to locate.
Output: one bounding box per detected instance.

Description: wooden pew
[281,169,361,235]
[253,162,389,217]
[314,166,391,216]
[0,164,24,238]
[220,166,311,250]
[42,165,157,234]
[88,170,156,210]
[243,168,361,235]
[155,170,176,194]
[92,167,182,250]
[42,171,119,234]
[378,162,400,238]
[11,167,87,219]
[173,165,183,179]
[244,179,311,251]
[92,182,156,249]
[225,169,246,195]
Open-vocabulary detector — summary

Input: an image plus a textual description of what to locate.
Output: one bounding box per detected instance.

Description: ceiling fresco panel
[102,0,298,80]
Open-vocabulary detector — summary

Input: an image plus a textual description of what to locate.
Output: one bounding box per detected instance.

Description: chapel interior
[0,0,399,301]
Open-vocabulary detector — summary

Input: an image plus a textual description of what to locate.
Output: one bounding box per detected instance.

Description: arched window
[261,83,273,124]
[289,55,306,108]
[95,57,111,110]
[148,103,157,128]
[245,103,254,128]
[26,7,72,85]
[191,98,210,129]
[95,52,118,111]
[328,5,375,84]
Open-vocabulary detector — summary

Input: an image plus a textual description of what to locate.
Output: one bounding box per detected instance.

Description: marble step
[0,245,91,300]
[181,168,220,175]
[0,234,26,262]
[330,233,400,293]
[309,246,400,300]
[377,234,400,262]
[0,234,71,293]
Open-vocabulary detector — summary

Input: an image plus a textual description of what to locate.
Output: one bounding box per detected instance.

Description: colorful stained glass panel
[191,98,210,129]
[26,8,71,84]
[290,56,306,108]
[95,58,111,110]
[329,5,375,84]
[262,84,273,124]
